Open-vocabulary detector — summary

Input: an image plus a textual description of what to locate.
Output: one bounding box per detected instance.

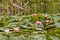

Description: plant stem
[2,0,8,26]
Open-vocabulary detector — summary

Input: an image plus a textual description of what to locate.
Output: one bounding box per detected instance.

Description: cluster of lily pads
[0,13,60,40]
[0,13,60,35]
[0,13,60,34]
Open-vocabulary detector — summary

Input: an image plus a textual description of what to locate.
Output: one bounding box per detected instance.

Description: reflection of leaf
[55,22,60,27]
[53,16,60,22]
[50,36,60,40]
[30,34,46,40]
[0,34,8,40]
